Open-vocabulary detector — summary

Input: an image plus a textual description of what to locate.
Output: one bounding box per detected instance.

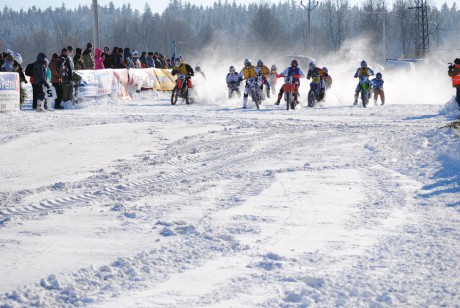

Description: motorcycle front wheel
[308,90,316,108]
[361,90,368,108]
[171,87,179,105]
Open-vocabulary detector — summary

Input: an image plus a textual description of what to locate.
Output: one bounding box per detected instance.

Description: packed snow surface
[0,94,459,307]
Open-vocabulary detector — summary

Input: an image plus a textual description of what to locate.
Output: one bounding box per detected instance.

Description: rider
[268,65,278,96]
[240,58,258,108]
[353,60,374,105]
[321,67,333,90]
[307,61,325,101]
[171,57,194,90]
[226,65,241,98]
[275,59,306,106]
[255,60,271,98]
[372,72,385,106]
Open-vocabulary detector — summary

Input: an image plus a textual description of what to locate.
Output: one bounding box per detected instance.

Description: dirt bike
[307,75,325,108]
[282,76,299,110]
[171,74,195,105]
[228,81,241,99]
[358,75,372,108]
[247,77,261,109]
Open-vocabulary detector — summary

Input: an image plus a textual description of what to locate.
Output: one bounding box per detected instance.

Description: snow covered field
[1,93,460,307]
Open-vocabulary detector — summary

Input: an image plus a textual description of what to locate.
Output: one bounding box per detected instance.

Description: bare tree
[322,0,349,50]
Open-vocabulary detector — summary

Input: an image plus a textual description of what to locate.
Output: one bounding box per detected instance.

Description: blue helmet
[257,60,263,67]
[361,60,368,68]
[376,72,382,79]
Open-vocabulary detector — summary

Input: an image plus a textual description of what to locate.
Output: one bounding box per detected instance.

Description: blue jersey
[372,78,384,90]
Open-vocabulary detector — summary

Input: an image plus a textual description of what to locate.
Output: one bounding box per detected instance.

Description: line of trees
[0,0,458,64]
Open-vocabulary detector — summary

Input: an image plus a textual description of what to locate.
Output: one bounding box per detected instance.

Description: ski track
[1,100,460,307]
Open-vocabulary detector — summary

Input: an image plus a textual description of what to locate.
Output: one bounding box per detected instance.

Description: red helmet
[291,59,298,68]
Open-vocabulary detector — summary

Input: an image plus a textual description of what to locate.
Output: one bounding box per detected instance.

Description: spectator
[153,52,162,68]
[114,48,126,69]
[166,58,173,69]
[12,52,27,85]
[139,51,147,68]
[33,52,50,112]
[448,58,460,109]
[146,52,154,68]
[159,53,167,68]
[59,47,73,103]
[103,46,114,68]
[82,42,94,69]
[50,53,63,110]
[0,53,4,67]
[67,46,75,71]
[124,48,133,68]
[1,53,14,71]
[132,50,141,68]
[55,51,68,109]
[74,48,84,70]
[94,48,105,70]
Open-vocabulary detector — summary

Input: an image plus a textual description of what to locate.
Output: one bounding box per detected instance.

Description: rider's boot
[275,92,282,105]
[266,88,270,98]
[381,100,385,106]
[243,95,248,109]
[353,93,359,105]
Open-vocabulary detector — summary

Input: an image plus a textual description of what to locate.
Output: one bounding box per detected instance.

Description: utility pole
[408,0,429,57]
[301,0,319,55]
[433,21,444,49]
[92,0,100,48]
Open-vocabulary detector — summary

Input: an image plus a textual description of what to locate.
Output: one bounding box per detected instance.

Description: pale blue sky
[3,0,456,14]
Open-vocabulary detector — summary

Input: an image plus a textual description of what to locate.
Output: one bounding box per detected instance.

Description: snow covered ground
[1,93,460,307]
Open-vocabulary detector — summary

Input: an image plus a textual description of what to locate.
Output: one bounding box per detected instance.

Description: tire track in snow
[0,129,311,221]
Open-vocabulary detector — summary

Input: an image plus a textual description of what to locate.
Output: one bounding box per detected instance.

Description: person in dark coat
[113,48,126,69]
[103,46,115,69]
[73,48,84,70]
[50,53,63,109]
[153,52,162,68]
[33,52,50,111]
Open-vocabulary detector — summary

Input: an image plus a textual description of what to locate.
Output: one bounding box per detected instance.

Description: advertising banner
[0,72,20,111]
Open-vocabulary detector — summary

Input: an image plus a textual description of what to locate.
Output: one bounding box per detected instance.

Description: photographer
[448,58,460,109]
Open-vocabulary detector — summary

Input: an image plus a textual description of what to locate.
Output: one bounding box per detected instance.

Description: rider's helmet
[257,60,263,67]
[229,66,236,73]
[361,60,367,68]
[322,67,328,74]
[174,58,182,67]
[376,72,382,79]
[244,58,252,67]
[291,59,298,68]
[309,61,316,70]
[195,66,201,72]
[271,65,277,71]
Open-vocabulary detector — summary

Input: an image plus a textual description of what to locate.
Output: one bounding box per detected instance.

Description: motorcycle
[247,77,262,109]
[358,75,372,108]
[171,74,195,105]
[228,81,241,99]
[282,76,299,110]
[307,74,325,108]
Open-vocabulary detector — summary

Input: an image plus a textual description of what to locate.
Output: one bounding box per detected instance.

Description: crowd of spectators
[1,43,174,110]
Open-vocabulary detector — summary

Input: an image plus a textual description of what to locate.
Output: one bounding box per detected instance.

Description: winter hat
[67,46,73,52]
[148,52,154,56]
[6,49,14,56]
[455,58,460,65]
[62,47,69,53]
[104,46,110,53]
[6,54,14,62]
[75,48,82,55]
[52,53,59,59]
[14,52,22,64]
[87,42,93,49]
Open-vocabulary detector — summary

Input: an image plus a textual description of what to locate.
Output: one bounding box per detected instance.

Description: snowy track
[1,97,459,307]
